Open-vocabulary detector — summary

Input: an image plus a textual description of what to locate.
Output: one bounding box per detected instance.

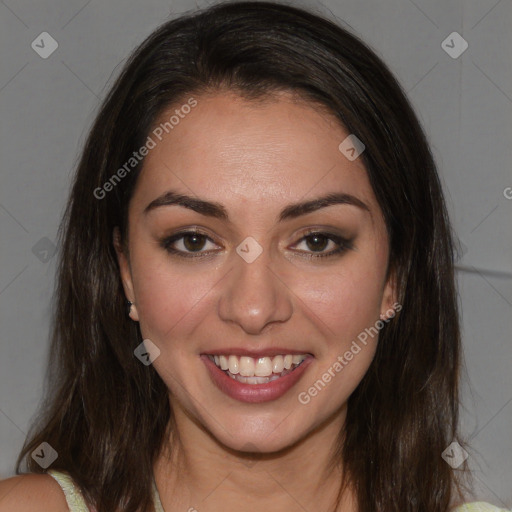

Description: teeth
[272,355,284,373]
[228,355,239,374]
[219,355,229,370]
[239,356,255,377]
[229,373,283,384]
[255,357,273,377]
[209,353,308,378]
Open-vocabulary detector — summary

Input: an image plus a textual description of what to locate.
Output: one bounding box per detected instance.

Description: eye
[161,230,219,258]
[292,231,353,258]
[160,229,352,260]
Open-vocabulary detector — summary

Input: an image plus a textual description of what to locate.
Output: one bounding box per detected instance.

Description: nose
[218,243,293,335]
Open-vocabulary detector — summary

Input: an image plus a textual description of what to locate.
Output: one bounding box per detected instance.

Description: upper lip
[201,348,313,358]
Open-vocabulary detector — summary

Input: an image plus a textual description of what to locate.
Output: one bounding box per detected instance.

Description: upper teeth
[210,354,307,377]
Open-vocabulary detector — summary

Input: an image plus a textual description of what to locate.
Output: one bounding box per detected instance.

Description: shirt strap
[47,469,92,512]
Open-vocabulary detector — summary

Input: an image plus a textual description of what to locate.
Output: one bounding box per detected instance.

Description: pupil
[184,234,205,252]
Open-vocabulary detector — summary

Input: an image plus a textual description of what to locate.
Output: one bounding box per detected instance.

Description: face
[115,91,396,454]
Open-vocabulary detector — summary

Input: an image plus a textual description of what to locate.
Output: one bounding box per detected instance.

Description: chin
[205,410,314,455]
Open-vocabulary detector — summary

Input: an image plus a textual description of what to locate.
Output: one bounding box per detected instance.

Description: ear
[379,266,399,321]
[113,227,139,322]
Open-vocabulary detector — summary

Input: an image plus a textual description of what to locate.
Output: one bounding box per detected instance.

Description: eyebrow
[143,189,370,222]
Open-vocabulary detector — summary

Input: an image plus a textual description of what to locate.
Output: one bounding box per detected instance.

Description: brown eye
[161,230,219,258]
[304,233,330,252]
[182,233,208,252]
[293,232,353,259]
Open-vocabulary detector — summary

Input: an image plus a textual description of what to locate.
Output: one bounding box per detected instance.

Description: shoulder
[0,473,69,512]
[452,503,511,512]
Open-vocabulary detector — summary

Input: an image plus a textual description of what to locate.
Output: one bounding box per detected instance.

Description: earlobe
[113,227,139,322]
[127,300,140,322]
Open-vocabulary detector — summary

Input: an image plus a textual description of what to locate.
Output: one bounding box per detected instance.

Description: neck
[153,403,356,512]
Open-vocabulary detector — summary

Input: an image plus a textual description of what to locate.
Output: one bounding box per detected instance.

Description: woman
[0,1,507,511]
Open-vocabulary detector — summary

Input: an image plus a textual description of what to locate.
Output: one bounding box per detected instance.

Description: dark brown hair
[16,1,470,511]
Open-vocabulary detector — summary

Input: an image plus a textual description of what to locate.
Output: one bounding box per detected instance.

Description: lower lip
[201,355,313,403]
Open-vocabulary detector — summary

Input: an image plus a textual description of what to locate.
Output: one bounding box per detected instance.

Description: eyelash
[160,229,353,260]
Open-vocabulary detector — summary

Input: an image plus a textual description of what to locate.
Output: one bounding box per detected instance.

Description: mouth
[207,353,308,383]
[201,352,313,403]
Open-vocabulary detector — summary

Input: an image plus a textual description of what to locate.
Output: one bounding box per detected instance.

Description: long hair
[16,1,470,510]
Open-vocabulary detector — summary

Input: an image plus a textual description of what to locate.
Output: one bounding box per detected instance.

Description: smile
[202,353,313,403]
[207,354,308,384]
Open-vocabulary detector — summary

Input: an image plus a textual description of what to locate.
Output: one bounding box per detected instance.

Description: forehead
[130,91,377,218]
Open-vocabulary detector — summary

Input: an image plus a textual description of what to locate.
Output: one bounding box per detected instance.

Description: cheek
[296,266,384,412]
[300,262,386,343]
[129,248,216,342]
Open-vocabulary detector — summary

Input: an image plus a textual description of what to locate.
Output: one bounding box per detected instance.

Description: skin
[114,90,396,512]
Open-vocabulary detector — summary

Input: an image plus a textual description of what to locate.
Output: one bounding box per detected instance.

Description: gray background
[0,0,511,507]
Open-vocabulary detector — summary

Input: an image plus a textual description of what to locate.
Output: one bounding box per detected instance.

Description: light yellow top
[47,469,164,512]
[47,469,509,512]
[455,506,510,512]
